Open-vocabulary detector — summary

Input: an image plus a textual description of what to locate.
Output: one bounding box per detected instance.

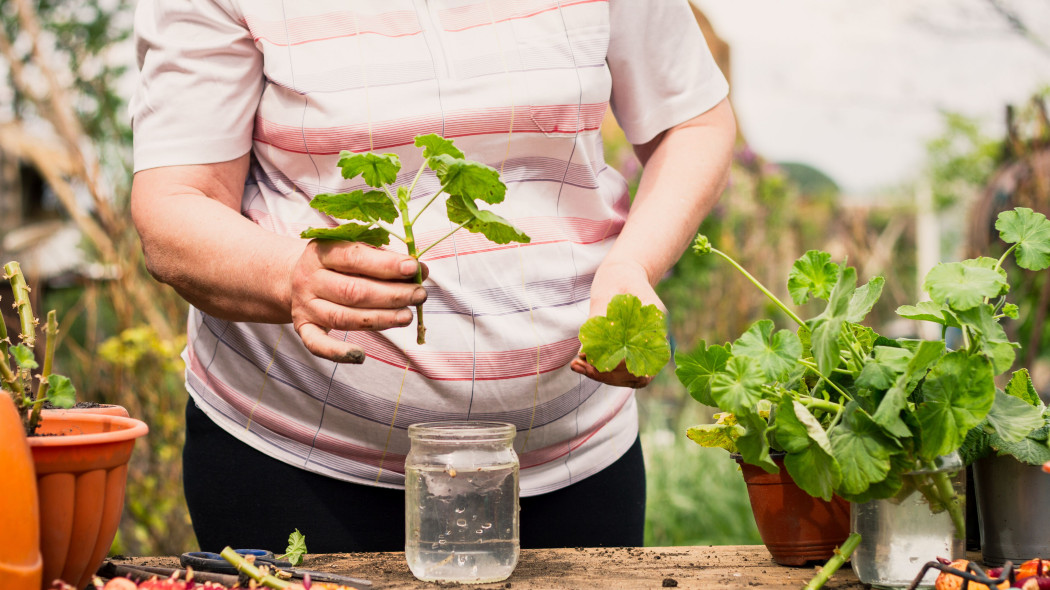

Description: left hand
[569,260,666,388]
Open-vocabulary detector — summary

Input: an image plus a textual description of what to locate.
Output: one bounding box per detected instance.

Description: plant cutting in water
[1,261,75,436]
[301,134,530,345]
[678,207,1050,540]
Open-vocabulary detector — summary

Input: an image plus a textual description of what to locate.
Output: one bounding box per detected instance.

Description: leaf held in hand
[309,190,398,224]
[278,529,307,567]
[301,223,391,248]
[578,294,670,378]
[787,250,839,305]
[337,151,401,188]
[996,207,1050,271]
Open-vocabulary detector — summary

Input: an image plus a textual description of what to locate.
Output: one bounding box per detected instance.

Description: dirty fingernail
[396,309,413,324]
[400,260,418,275]
[412,287,427,304]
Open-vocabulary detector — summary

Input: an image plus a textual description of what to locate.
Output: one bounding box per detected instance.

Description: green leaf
[277,529,307,566]
[996,207,1050,271]
[895,300,961,329]
[732,320,802,382]
[846,276,885,323]
[429,154,506,204]
[1006,369,1041,406]
[775,399,839,500]
[308,190,398,224]
[916,351,995,460]
[414,133,465,160]
[45,374,76,409]
[985,389,1046,444]
[735,411,777,473]
[787,250,839,305]
[577,294,670,377]
[675,341,731,407]
[10,344,37,370]
[829,403,897,497]
[923,260,1008,311]
[337,151,401,188]
[446,194,530,245]
[805,266,856,377]
[954,304,1017,375]
[686,415,744,453]
[710,356,767,415]
[1002,303,1019,319]
[870,341,944,440]
[300,223,391,248]
[993,437,1050,466]
[856,346,912,391]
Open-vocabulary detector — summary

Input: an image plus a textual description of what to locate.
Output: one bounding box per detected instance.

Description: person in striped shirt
[130,0,735,552]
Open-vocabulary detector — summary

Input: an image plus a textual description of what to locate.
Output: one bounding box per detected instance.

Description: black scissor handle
[180,549,290,574]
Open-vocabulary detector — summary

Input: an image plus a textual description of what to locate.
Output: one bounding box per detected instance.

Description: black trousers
[182,399,646,553]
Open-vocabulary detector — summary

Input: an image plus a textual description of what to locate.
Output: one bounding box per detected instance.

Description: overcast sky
[694,0,1050,195]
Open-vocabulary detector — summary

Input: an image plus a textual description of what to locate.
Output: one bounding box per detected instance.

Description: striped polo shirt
[131,0,728,495]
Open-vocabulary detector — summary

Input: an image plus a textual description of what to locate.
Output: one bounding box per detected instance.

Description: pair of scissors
[179,549,372,588]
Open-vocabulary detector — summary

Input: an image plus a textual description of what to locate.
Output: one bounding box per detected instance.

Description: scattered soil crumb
[662,578,678,587]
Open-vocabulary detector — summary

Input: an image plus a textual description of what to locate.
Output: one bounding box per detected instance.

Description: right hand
[290,240,429,363]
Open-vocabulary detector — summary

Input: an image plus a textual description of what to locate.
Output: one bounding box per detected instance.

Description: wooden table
[117,545,869,589]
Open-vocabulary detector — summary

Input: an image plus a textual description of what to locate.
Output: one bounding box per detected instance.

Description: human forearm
[132,165,302,323]
[605,98,736,286]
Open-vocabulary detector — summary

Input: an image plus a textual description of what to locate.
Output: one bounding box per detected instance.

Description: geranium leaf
[11,344,37,370]
[337,151,401,188]
[710,356,767,416]
[829,403,897,497]
[686,418,744,453]
[923,260,1008,311]
[916,351,995,460]
[735,410,777,473]
[675,341,731,407]
[896,300,960,327]
[778,401,840,503]
[578,294,670,377]
[429,154,506,204]
[414,133,465,160]
[732,320,802,382]
[309,190,398,224]
[446,194,530,245]
[300,223,391,248]
[1005,368,1041,406]
[993,437,1050,466]
[846,276,885,323]
[46,374,76,409]
[996,207,1050,271]
[787,250,839,305]
[806,266,856,377]
[985,389,1045,444]
[954,304,1017,375]
[277,529,307,566]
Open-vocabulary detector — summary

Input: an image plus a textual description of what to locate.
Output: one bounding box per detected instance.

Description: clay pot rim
[25,413,148,447]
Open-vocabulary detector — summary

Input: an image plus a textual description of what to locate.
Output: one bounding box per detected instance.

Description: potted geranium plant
[1,261,149,590]
[676,208,1050,586]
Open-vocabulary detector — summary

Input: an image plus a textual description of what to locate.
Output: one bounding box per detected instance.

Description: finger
[313,270,428,309]
[304,298,415,332]
[296,323,366,364]
[314,241,423,281]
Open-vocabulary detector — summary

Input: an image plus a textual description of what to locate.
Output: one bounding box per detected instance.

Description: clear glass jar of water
[405,421,519,584]
[851,452,966,588]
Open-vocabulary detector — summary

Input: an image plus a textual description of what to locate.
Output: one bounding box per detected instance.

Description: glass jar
[851,452,966,588]
[404,421,519,584]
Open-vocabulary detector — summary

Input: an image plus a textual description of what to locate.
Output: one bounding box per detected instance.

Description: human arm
[130,155,428,363]
[570,98,736,387]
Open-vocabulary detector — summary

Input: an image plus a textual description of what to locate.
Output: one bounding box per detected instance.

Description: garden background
[1,0,1049,556]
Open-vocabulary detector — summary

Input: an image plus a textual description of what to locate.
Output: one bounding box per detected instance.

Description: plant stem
[27,310,57,433]
[711,248,806,326]
[4,262,36,348]
[798,359,853,401]
[803,532,862,590]
[929,469,966,541]
[219,547,291,589]
[399,199,426,344]
[799,396,844,414]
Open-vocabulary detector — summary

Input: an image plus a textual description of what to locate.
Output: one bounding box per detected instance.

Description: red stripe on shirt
[245,10,422,47]
[439,0,608,33]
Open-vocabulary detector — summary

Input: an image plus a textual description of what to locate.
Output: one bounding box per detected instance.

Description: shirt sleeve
[130,0,264,172]
[606,0,730,145]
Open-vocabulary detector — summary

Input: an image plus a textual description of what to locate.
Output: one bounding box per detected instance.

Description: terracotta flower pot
[27,412,148,590]
[735,455,851,566]
[0,395,42,590]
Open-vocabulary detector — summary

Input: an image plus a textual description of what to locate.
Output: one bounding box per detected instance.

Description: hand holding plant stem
[300,134,530,347]
[1,261,75,435]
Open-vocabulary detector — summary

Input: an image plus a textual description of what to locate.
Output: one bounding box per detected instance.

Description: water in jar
[851,488,965,588]
[405,462,519,584]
